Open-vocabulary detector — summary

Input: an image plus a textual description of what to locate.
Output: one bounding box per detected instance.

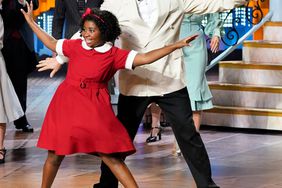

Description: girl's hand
[175,34,198,49]
[210,36,220,53]
[37,57,62,78]
[20,1,34,23]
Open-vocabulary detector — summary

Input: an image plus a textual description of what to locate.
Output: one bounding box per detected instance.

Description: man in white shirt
[42,0,250,187]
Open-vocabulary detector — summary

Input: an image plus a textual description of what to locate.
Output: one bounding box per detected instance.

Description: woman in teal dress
[179,13,224,132]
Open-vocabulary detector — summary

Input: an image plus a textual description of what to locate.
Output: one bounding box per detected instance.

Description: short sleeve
[56,39,76,58]
[54,32,81,64]
[113,48,137,70]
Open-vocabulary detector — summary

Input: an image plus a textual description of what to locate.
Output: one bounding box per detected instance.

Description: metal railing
[206,11,273,71]
[206,0,272,71]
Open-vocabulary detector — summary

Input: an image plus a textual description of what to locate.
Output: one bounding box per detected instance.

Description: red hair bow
[82,8,92,18]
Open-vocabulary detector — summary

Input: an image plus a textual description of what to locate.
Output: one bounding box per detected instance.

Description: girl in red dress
[21,2,197,188]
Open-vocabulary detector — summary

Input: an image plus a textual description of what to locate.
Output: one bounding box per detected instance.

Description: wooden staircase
[202,21,282,130]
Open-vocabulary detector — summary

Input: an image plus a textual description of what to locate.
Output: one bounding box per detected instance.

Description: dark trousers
[97,88,213,188]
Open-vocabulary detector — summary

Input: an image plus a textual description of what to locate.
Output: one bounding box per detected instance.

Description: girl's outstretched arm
[20,1,57,51]
[132,34,198,68]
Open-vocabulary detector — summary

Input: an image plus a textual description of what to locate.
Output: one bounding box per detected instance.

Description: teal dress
[179,13,223,111]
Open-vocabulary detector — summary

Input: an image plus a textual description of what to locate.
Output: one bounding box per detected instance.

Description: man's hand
[18,0,27,6]
[37,57,62,78]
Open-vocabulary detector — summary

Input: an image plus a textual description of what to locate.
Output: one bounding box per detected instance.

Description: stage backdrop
[34,0,55,17]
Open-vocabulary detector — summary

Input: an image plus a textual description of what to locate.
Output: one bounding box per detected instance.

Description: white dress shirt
[137,0,157,28]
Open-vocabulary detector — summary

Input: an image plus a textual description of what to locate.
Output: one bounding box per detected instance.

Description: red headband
[82,8,105,23]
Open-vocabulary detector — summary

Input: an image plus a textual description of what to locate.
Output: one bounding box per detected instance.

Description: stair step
[264,21,282,27]
[205,105,282,116]
[209,82,282,109]
[244,40,282,48]
[219,61,282,70]
[202,105,282,130]
[264,22,282,42]
[243,41,282,63]
[218,61,282,85]
[209,82,282,93]
[263,22,282,42]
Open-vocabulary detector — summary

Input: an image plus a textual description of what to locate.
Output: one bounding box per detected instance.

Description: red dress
[37,39,136,156]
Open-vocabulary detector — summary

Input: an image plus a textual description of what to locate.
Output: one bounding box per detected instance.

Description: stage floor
[1,71,282,188]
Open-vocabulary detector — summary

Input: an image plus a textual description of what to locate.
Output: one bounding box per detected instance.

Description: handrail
[205,11,274,72]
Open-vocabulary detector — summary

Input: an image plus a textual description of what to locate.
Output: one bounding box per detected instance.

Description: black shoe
[15,124,34,133]
[208,180,220,188]
[146,127,162,143]
[94,183,114,188]
[0,148,6,164]
[208,185,220,188]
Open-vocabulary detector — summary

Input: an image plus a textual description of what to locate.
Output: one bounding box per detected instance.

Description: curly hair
[80,8,121,42]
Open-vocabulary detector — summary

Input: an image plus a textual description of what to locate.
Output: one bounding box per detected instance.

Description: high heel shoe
[146,127,162,143]
[0,148,6,164]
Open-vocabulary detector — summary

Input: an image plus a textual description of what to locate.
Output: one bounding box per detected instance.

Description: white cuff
[56,55,69,65]
[125,50,138,70]
[56,39,65,56]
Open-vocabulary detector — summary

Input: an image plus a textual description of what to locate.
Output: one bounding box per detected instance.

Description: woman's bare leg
[41,150,65,188]
[151,103,161,136]
[193,111,202,132]
[0,123,6,150]
[99,153,138,188]
[0,123,6,162]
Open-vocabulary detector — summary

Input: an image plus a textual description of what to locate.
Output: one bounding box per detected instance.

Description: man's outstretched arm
[183,0,252,15]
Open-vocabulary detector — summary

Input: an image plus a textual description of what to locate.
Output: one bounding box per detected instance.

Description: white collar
[81,40,112,52]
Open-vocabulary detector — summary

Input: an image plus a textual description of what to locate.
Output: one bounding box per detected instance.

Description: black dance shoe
[0,148,6,164]
[15,124,34,133]
[146,127,162,143]
[208,184,220,188]
[93,183,114,188]
[207,180,220,188]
